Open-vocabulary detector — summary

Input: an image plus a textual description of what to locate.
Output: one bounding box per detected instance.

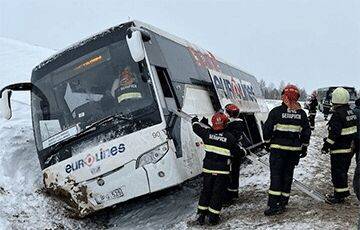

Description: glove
[239,148,247,158]
[200,117,209,125]
[321,142,331,154]
[264,142,270,152]
[300,146,307,158]
[191,116,199,123]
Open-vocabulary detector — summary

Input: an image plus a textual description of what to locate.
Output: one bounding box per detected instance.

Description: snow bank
[0,37,53,103]
[0,38,98,229]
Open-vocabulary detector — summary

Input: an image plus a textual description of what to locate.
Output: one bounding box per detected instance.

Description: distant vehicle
[0,20,268,217]
[317,86,357,112]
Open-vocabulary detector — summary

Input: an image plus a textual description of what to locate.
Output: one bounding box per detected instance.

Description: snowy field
[0,38,359,229]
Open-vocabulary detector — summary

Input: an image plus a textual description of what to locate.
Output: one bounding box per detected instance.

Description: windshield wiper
[49,114,132,155]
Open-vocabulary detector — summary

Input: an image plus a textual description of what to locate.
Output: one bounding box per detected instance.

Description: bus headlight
[136,142,169,168]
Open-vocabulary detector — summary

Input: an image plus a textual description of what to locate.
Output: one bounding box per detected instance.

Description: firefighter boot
[264,205,285,216]
[195,214,206,225]
[279,196,289,210]
[325,194,345,204]
[208,214,220,226]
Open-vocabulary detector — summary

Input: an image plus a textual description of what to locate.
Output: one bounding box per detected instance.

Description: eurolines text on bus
[65,143,126,173]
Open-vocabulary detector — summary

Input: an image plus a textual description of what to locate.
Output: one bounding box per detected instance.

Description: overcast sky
[0,0,359,92]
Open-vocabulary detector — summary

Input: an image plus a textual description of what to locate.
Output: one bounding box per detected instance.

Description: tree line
[259,79,308,101]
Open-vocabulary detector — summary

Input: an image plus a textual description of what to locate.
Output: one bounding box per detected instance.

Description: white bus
[0,20,268,217]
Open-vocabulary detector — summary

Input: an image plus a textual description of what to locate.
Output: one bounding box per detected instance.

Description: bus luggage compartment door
[180,85,216,179]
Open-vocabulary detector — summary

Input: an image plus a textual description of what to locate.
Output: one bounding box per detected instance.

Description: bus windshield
[31,39,161,153]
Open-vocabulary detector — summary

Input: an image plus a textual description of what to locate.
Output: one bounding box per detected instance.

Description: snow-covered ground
[0,38,359,229]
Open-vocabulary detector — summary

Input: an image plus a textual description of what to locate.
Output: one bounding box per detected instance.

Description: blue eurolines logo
[65,143,126,173]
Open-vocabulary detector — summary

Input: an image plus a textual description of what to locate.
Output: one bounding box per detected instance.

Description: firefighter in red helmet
[263,84,311,216]
[192,112,244,225]
[224,104,251,203]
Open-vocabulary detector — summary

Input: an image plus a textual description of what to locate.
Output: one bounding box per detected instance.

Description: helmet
[225,103,240,118]
[211,112,229,131]
[282,84,300,102]
[331,87,350,105]
[311,91,317,98]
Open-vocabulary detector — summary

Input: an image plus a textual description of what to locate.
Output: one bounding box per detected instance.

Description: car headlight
[136,142,169,168]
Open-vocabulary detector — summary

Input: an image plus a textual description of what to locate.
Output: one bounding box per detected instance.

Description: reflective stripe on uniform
[227,188,238,192]
[117,92,142,103]
[334,187,349,193]
[203,168,230,175]
[331,148,352,154]
[341,126,357,135]
[268,190,282,196]
[281,192,290,197]
[264,140,271,143]
[274,124,302,133]
[204,145,231,156]
[326,138,335,145]
[198,205,208,210]
[309,113,316,115]
[208,207,220,214]
[270,144,302,151]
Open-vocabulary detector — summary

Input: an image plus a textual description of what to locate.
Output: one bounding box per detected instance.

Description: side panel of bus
[143,29,266,180]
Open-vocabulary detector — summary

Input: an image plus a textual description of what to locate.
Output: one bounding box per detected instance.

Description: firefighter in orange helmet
[263,84,311,215]
[192,112,244,225]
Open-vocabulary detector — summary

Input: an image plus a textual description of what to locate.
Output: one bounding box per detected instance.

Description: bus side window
[154,66,180,110]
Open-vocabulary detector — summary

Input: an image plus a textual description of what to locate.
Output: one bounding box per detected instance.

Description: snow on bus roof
[133,20,257,79]
[33,24,128,72]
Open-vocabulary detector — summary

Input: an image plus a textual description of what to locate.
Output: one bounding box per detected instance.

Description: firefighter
[263,84,311,216]
[322,87,358,204]
[353,98,360,201]
[354,98,360,163]
[224,103,251,203]
[323,93,331,121]
[111,66,142,104]
[308,91,318,130]
[192,112,244,225]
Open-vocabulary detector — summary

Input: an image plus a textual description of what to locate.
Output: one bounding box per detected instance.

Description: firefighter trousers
[268,151,299,207]
[198,172,229,217]
[308,114,316,130]
[228,155,242,198]
[330,153,354,198]
[355,138,360,164]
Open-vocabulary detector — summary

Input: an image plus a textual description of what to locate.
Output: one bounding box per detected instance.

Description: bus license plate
[95,188,124,204]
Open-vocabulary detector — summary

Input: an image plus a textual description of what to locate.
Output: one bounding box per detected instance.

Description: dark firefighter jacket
[263,103,311,153]
[324,105,358,154]
[354,106,360,139]
[308,98,318,115]
[323,98,331,109]
[192,121,243,174]
[226,118,252,148]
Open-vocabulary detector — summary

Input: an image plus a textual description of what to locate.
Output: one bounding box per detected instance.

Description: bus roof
[33,20,257,81]
[132,20,257,79]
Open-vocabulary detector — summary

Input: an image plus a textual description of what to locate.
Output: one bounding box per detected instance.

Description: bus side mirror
[0,89,12,120]
[126,28,151,63]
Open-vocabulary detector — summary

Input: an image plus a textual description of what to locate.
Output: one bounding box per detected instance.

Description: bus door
[150,66,182,155]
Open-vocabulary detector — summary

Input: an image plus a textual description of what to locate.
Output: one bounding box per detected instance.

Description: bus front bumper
[43,146,182,217]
